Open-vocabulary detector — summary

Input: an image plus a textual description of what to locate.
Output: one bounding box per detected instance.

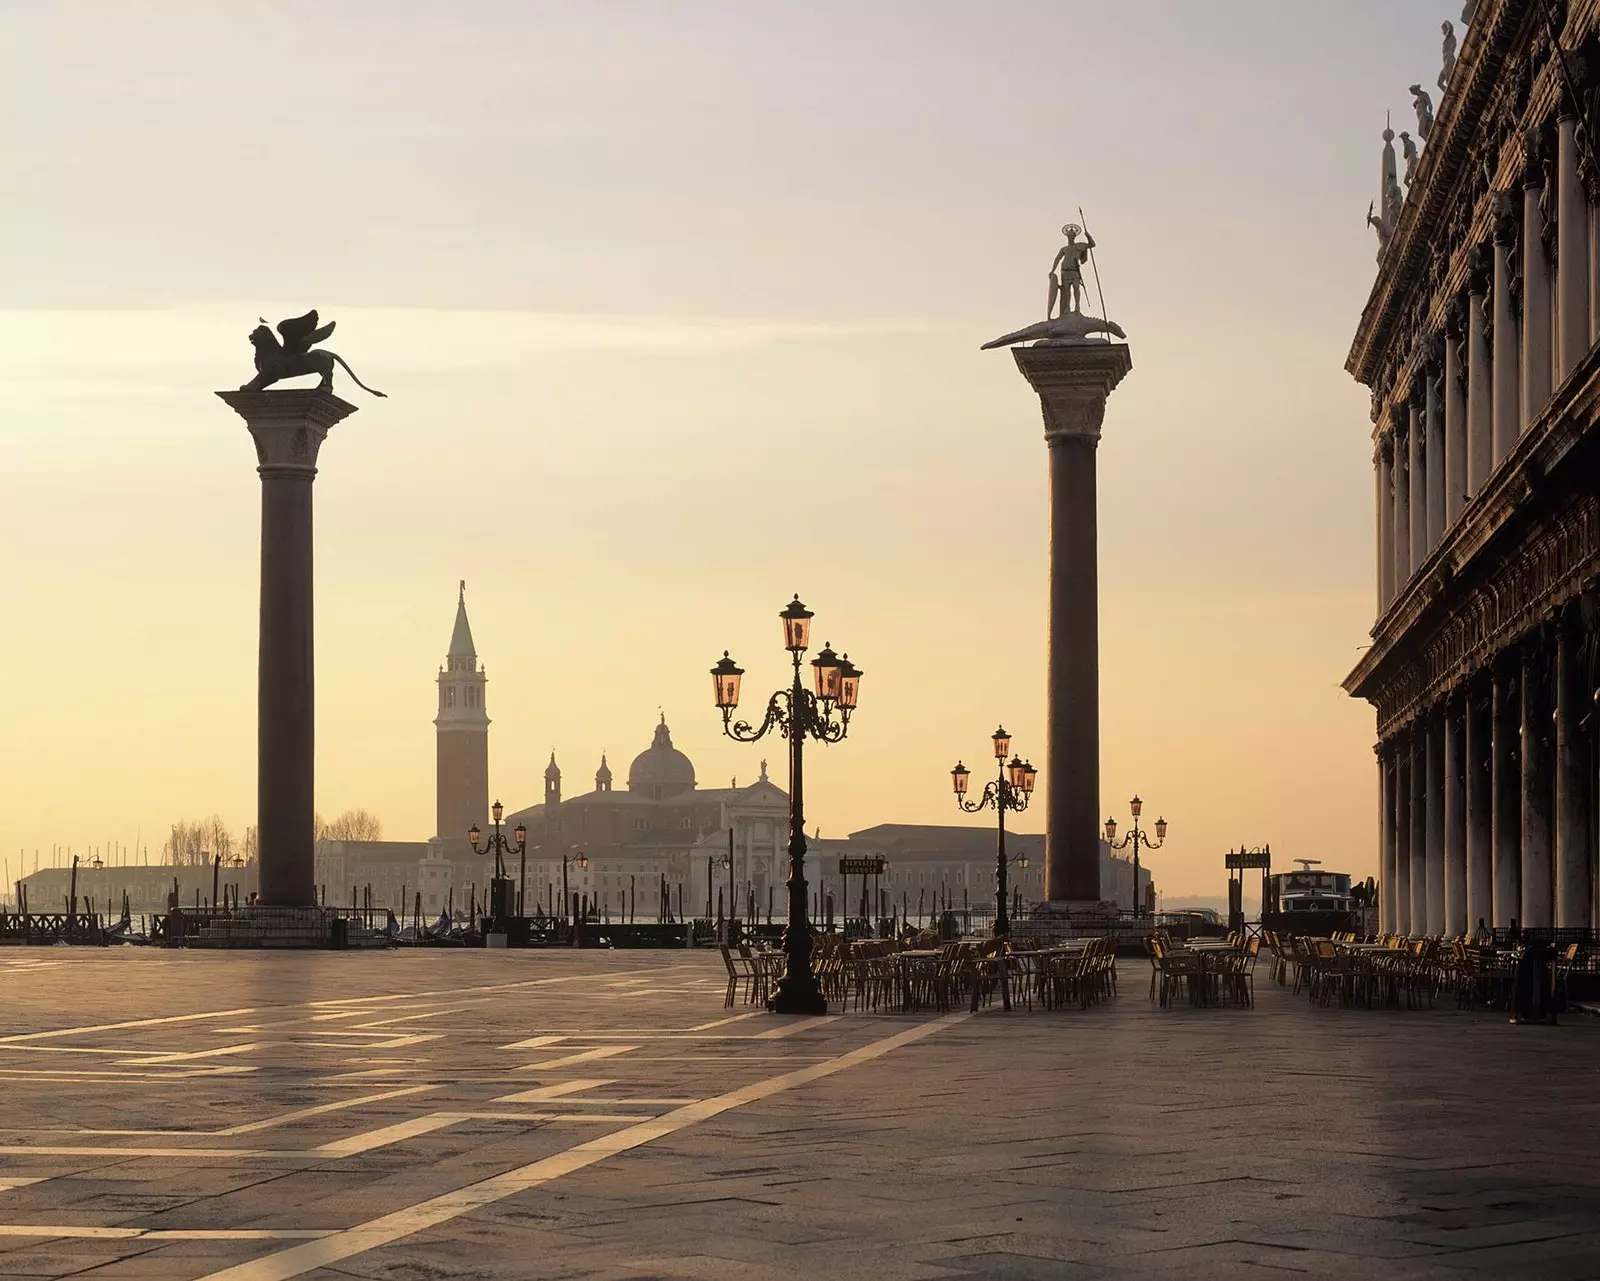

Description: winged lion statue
[241,311,386,397]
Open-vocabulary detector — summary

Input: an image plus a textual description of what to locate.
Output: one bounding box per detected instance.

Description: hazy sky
[0,1,1459,899]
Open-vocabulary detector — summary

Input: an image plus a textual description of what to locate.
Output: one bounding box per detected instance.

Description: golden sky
[0,1,1460,899]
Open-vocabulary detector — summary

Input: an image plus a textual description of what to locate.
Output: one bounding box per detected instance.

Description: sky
[0,1,1462,900]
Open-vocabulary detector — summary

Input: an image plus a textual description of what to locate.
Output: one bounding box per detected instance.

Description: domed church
[505,714,789,921]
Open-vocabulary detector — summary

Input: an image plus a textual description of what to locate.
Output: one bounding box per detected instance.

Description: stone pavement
[0,948,1597,1280]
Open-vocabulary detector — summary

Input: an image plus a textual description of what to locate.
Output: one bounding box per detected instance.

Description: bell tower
[435,581,489,852]
[545,752,562,808]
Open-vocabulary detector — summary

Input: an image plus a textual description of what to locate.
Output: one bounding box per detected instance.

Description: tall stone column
[1408,398,1426,571]
[1466,265,1493,494]
[1443,309,1467,527]
[1589,190,1600,344]
[1379,744,1396,934]
[1376,438,1394,611]
[1492,664,1521,927]
[1559,110,1590,381]
[217,390,356,907]
[1394,744,1412,934]
[1521,641,1554,928]
[1424,363,1445,548]
[1492,198,1520,464]
[1394,419,1412,587]
[1522,139,1553,429]
[1465,683,1493,931]
[1556,609,1593,926]
[1011,341,1132,904]
[1410,730,1428,934]
[1442,699,1466,936]
[1425,711,1445,934]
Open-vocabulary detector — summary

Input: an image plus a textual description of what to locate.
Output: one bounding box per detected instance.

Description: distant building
[812,825,1152,917]
[17,860,256,916]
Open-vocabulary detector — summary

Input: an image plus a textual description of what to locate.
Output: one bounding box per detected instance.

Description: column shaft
[1523,181,1553,428]
[1410,732,1428,934]
[1492,668,1521,927]
[1521,644,1553,928]
[1467,289,1492,494]
[1395,747,1412,933]
[1465,686,1493,933]
[1377,442,1394,611]
[1590,199,1600,345]
[1558,116,1589,379]
[1394,425,1412,587]
[1444,700,1467,935]
[1379,747,1396,934]
[1444,326,1466,526]
[1425,372,1445,547]
[1493,236,1520,463]
[1408,401,1426,571]
[1426,713,1445,934]
[1556,619,1592,926]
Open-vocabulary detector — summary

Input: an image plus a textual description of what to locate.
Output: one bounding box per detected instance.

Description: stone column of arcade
[983,222,1131,906]
[218,390,355,910]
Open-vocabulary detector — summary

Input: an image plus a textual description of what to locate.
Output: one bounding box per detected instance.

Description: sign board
[1225,850,1271,870]
[839,856,886,876]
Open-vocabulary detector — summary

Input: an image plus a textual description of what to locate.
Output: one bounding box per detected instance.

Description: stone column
[1521,640,1554,928]
[1011,341,1132,905]
[1590,188,1600,345]
[1465,683,1493,932]
[1556,614,1592,926]
[1444,698,1467,936]
[1559,110,1590,380]
[1394,418,1412,588]
[1444,310,1467,527]
[1522,138,1553,429]
[1425,710,1446,934]
[1492,664,1521,927]
[1394,742,1412,934]
[1466,266,1493,494]
[1379,744,1396,934]
[1408,398,1426,571]
[217,390,356,907]
[1424,363,1445,548]
[1376,437,1394,611]
[1410,729,1428,934]
[1493,199,1520,464]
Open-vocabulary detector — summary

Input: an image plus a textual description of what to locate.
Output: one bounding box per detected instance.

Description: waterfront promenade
[0,949,1596,1279]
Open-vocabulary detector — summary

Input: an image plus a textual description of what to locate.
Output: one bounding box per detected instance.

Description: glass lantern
[992,726,1011,761]
[950,761,971,796]
[711,652,744,709]
[837,655,862,710]
[780,595,814,653]
[811,643,843,701]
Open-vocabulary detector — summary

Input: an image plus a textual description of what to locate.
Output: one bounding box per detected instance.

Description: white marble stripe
[194,1013,969,1281]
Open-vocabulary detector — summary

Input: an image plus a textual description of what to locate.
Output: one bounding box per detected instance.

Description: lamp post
[951,726,1037,937]
[468,799,526,930]
[710,595,863,1015]
[1104,795,1167,918]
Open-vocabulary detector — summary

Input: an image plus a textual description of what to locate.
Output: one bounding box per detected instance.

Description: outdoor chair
[719,944,757,1007]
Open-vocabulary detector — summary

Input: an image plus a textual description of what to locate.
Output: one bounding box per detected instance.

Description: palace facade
[1345,0,1600,933]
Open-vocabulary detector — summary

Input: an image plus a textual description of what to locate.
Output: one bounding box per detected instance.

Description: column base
[767,973,829,1016]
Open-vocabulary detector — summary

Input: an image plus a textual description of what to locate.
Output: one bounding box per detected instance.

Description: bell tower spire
[435,581,489,853]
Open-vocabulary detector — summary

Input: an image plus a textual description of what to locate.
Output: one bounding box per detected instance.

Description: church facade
[1345,0,1600,934]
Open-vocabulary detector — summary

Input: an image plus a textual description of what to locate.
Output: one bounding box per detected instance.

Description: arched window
[446,687,456,708]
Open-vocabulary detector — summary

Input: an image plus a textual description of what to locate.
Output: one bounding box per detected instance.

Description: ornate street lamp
[1104,795,1167,918]
[469,799,526,930]
[711,595,862,1014]
[951,726,1037,938]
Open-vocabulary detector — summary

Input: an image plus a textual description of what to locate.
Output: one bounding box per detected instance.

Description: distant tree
[241,826,259,864]
[321,809,383,843]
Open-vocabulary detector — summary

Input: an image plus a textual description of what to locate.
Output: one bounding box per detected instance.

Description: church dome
[627,716,696,799]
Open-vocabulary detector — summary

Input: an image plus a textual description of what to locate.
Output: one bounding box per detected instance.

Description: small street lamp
[1104,796,1167,919]
[711,595,862,1015]
[469,799,526,929]
[951,726,1037,938]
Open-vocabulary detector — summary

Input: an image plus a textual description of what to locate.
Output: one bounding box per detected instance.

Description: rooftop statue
[240,310,387,397]
[1400,131,1419,186]
[1439,21,1457,92]
[981,220,1126,349]
[1409,84,1435,141]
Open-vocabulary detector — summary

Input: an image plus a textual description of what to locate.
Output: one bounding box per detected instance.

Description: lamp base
[767,973,828,1016]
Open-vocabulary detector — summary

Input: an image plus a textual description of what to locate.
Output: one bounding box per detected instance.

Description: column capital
[217,389,358,476]
[1012,342,1133,445]
[1492,190,1521,245]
